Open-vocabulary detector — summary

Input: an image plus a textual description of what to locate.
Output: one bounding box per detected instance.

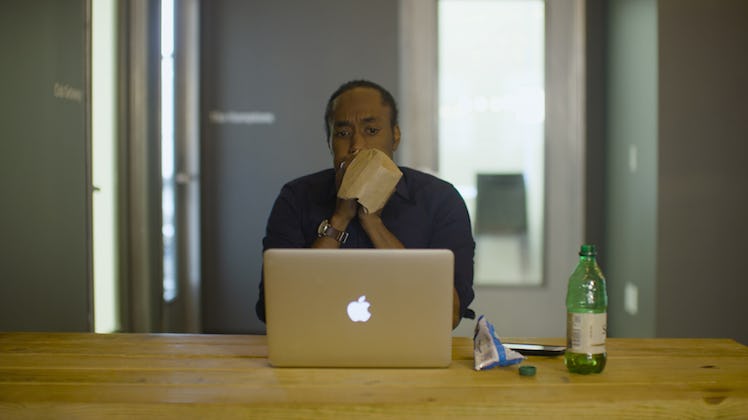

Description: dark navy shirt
[256,166,475,322]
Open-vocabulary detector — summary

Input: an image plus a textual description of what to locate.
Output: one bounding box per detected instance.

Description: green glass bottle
[564,244,608,374]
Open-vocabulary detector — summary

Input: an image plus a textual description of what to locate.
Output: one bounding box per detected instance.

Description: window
[438,0,545,285]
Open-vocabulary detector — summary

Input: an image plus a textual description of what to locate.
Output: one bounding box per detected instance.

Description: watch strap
[317,219,349,244]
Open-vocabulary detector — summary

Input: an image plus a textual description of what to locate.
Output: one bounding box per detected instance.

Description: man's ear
[392,125,401,151]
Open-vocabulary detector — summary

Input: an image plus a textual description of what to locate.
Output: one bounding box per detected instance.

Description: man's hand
[333,154,359,224]
[334,152,358,190]
[357,204,383,224]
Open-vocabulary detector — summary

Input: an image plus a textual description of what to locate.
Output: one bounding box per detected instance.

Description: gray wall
[605,0,748,344]
[0,0,91,331]
[200,0,400,333]
[605,0,659,338]
[656,0,748,343]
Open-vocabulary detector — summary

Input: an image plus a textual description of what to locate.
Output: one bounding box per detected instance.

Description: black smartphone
[503,343,566,356]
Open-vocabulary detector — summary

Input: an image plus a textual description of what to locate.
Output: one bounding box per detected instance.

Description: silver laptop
[263,248,454,368]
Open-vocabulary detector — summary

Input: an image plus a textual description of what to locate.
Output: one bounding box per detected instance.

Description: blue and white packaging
[473,315,525,370]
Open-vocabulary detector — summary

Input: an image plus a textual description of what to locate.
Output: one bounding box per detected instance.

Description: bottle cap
[579,244,597,256]
[519,365,536,376]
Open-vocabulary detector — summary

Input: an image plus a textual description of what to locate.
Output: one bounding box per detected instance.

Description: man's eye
[335,129,351,137]
[365,127,381,135]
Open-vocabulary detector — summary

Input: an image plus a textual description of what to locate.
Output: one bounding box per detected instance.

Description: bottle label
[567,312,607,354]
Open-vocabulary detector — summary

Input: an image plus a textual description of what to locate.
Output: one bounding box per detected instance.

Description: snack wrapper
[473,315,525,370]
[338,149,403,214]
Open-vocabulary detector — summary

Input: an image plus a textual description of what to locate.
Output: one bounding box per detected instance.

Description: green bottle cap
[579,244,597,256]
[519,365,536,376]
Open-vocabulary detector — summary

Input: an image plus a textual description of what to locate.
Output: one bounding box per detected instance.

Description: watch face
[318,219,330,236]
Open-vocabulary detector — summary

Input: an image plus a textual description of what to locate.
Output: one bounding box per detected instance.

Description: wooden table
[1,333,747,418]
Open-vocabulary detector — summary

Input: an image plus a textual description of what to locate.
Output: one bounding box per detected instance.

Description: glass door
[438,0,545,285]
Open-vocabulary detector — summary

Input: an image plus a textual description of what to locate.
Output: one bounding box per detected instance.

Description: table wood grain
[1,333,746,418]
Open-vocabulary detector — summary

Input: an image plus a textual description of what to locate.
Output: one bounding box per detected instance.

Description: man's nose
[349,131,367,152]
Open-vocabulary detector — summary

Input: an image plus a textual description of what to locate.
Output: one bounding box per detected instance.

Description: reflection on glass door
[92,0,119,332]
[439,0,545,285]
[161,0,177,302]
[160,0,201,332]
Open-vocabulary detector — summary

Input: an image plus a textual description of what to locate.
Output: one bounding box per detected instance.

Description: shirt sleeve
[256,184,307,322]
[429,184,476,319]
[263,184,309,250]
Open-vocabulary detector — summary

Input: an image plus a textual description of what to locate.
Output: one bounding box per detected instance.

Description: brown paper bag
[338,149,403,213]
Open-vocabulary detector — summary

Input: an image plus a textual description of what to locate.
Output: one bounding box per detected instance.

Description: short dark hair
[324,79,399,145]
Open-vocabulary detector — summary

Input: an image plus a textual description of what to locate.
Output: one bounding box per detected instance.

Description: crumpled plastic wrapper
[473,315,525,370]
[338,149,403,214]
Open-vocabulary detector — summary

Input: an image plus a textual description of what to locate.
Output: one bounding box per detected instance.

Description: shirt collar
[393,169,411,201]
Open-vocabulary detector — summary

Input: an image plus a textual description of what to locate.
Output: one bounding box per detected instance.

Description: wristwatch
[317,219,348,244]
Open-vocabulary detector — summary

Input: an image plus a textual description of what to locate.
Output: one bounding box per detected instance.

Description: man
[257,79,475,328]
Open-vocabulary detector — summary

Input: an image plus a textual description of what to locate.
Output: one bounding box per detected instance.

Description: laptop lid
[263,248,454,368]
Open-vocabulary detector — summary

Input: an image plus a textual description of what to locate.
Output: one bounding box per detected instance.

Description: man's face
[328,87,401,168]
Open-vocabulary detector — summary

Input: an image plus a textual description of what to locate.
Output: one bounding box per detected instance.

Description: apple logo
[346,295,372,322]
